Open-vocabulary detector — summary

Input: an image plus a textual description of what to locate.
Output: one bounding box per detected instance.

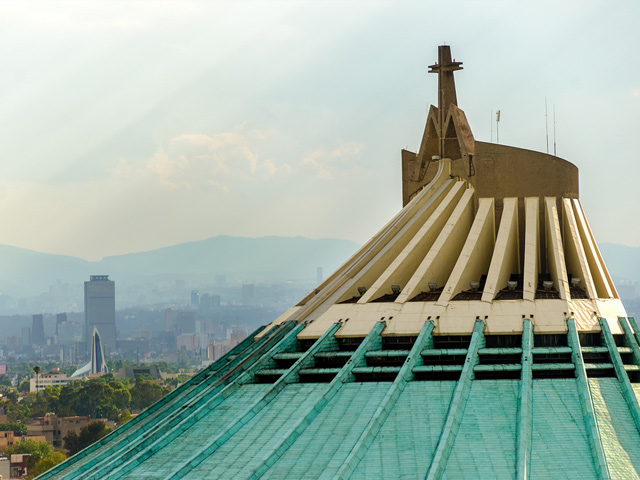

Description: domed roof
[40,46,640,480]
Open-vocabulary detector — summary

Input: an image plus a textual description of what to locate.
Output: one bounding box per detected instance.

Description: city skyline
[1,1,639,261]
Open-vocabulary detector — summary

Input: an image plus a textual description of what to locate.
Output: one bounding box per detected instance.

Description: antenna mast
[545,97,549,154]
[553,104,557,156]
[490,110,493,142]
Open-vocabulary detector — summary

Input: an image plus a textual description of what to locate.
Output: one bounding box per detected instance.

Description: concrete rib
[516,319,533,480]
[334,321,435,480]
[567,318,611,479]
[245,321,388,480]
[600,318,640,434]
[425,319,485,480]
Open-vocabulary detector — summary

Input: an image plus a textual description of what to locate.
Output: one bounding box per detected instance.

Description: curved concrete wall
[403,142,579,206]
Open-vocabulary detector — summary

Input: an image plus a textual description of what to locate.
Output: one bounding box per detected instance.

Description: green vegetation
[63,421,111,455]
[4,438,52,470]
[27,451,66,479]
[130,378,171,411]
[0,421,28,436]
[118,409,132,425]
[1,374,176,425]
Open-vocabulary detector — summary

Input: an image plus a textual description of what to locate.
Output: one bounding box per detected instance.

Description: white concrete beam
[522,197,539,302]
[397,188,475,303]
[439,197,495,303]
[544,197,570,300]
[482,197,519,302]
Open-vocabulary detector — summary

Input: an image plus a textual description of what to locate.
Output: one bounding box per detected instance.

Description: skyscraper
[31,314,45,345]
[242,284,255,306]
[84,275,116,354]
[56,312,67,335]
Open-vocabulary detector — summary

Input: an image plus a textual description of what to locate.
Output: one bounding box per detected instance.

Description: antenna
[553,104,557,156]
[490,110,493,142]
[545,97,549,154]
[496,110,501,144]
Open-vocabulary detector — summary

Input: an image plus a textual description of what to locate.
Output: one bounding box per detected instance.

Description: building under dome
[40,46,640,480]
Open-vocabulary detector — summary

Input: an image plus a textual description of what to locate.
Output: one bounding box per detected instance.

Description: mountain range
[0,236,360,298]
[0,237,637,299]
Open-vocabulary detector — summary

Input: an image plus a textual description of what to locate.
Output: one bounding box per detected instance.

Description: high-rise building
[84,275,116,353]
[43,46,640,479]
[211,294,221,308]
[199,293,212,314]
[56,312,67,335]
[20,327,30,346]
[31,314,45,345]
[242,284,255,306]
[177,311,196,334]
[164,308,174,332]
[191,290,200,309]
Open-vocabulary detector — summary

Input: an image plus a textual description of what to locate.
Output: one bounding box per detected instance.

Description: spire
[428,45,462,119]
[402,45,474,202]
[428,45,463,159]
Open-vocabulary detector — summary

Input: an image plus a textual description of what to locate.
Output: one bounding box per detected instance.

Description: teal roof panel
[590,378,640,480]
[442,380,519,480]
[262,383,390,479]
[530,379,598,479]
[185,383,329,479]
[350,381,455,480]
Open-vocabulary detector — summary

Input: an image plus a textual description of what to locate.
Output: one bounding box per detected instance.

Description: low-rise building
[10,453,29,478]
[30,373,78,393]
[117,365,161,380]
[27,414,90,449]
[0,431,15,450]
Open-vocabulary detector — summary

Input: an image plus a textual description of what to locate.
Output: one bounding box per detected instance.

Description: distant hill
[0,236,361,297]
[98,236,360,283]
[599,243,640,283]
[0,238,636,299]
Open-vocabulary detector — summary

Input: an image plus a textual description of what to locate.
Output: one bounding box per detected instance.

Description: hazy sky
[1,1,639,261]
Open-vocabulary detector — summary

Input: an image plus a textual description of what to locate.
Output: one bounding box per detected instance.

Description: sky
[0,1,639,261]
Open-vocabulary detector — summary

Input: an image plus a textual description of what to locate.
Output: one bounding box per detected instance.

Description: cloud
[0,1,206,32]
[301,142,363,180]
[109,125,291,193]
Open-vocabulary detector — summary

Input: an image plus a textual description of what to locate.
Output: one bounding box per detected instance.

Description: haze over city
[1,1,639,262]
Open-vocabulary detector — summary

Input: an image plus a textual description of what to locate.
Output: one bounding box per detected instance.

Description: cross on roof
[428,45,462,120]
[425,45,465,159]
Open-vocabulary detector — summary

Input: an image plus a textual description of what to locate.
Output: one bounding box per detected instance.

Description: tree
[130,378,170,411]
[110,382,131,411]
[62,430,79,455]
[27,451,66,479]
[0,421,28,436]
[64,421,110,456]
[18,379,31,393]
[5,401,31,423]
[2,387,19,403]
[4,439,52,469]
[21,392,49,418]
[33,365,40,393]
[117,409,132,426]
